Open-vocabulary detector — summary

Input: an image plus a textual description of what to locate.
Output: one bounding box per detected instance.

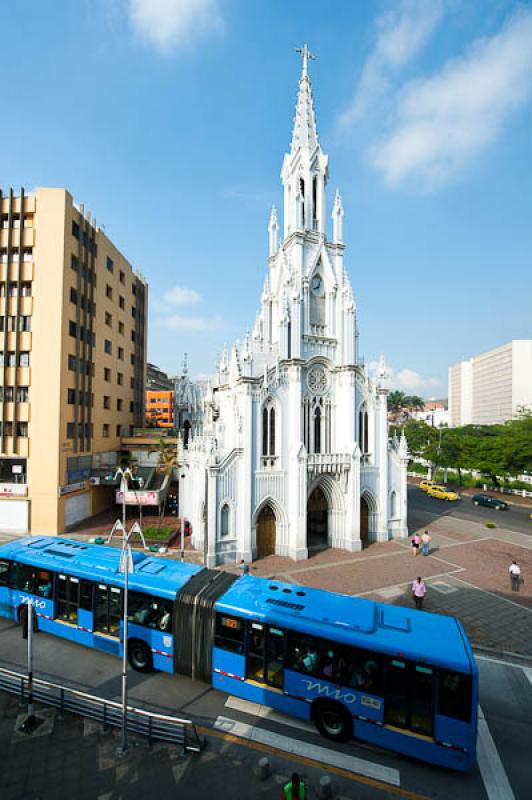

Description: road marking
[477,706,515,800]
[225,696,315,733]
[214,714,401,786]
[522,666,532,687]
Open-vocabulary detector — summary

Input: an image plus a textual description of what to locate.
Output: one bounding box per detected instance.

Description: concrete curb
[472,644,532,667]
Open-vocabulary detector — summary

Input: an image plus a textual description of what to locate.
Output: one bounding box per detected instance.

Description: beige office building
[0,187,147,535]
[448,340,532,426]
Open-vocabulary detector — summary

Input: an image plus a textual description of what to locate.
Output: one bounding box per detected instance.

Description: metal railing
[0,665,202,753]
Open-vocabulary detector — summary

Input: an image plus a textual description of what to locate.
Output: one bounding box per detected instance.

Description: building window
[23,247,33,262]
[69,320,77,337]
[262,403,276,459]
[119,270,125,285]
[16,386,29,402]
[131,307,136,318]
[117,399,123,411]
[102,424,110,438]
[67,389,76,404]
[130,354,135,366]
[72,221,80,239]
[118,347,124,360]
[104,339,112,355]
[390,490,398,518]
[106,256,114,273]
[129,401,135,412]
[19,352,30,367]
[221,504,230,537]
[71,255,79,273]
[106,285,113,300]
[117,372,123,386]
[21,282,32,297]
[131,330,136,342]
[16,422,28,437]
[118,321,124,335]
[104,367,111,382]
[105,312,112,327]
[119,296,125,310]
[313,405,321,454]
[103,396,111,409]
[116,424,122,437]
[70,287,78,305]
[67,422,75,438]
[358,406,369,454]
[0,387,13,402]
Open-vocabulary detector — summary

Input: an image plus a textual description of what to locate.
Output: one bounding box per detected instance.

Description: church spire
[291,44,318,155]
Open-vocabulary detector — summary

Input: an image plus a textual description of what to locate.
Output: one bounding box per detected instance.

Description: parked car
[419,479,435,492]
[427,485,459,502]
[472,494,508,511]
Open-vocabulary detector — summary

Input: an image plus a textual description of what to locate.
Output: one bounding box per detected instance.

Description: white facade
[179,49,409,565]
[448,340,532,426]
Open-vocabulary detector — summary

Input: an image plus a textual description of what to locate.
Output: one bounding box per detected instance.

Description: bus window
[35,570,53,598]
[247,622,265,682]
[13,563,37,593]
[214,614,244,654]
[56,575,80,624]
[95,584,122,637]
[347,648,383,695]
[0,560,11,586]
[411,665,434,736]
[384,659,408,728]
[80,580,93,611]
[266,627,285,688]
[128,591,172,631]
[438,670,472,723]
[287,632,320,676]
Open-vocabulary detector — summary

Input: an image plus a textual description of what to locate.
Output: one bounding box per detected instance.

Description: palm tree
[388,391,406,413]
[149,438,178,529]
[119,449,138,472]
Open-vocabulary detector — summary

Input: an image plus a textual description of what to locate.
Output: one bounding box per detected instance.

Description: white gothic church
[179,47,409,566]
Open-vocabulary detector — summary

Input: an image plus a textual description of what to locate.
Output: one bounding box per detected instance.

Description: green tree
[149,438,178,528]
[388,390,406,412]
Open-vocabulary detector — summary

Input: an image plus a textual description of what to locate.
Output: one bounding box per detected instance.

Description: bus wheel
[313,701,351,742]
[128,640,153,673]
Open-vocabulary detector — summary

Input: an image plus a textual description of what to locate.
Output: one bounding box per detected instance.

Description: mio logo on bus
[20,595,47,610]
[302,679,382,711]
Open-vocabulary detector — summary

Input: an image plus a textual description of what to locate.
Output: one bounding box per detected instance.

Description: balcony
[307,452,350,478]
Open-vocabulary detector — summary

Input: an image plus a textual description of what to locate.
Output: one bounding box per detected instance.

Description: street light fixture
[107,466,146,757]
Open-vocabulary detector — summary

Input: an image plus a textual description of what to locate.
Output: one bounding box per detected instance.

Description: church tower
[178,46,409,567]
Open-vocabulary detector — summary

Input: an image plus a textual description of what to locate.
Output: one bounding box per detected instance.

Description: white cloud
[127,0,223,54]
[368,361,441,393]
[340,0,445,126]
[163,285,202,306]
[372,9,532,186]
[156,313,223,332]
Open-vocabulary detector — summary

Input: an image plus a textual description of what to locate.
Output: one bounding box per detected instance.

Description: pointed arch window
[358,405,369,455]
[221,504,230,537]
[183,420,191,449]
[262,401,277,467]
[299,177,305,227]
[312,175,318,229]
[313,405,321,454]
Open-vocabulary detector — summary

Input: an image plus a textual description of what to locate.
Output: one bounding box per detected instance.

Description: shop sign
[116,490,159,506]
[0,483,27,497]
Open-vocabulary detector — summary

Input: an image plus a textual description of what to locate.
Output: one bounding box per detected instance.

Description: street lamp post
[112,466,133,757]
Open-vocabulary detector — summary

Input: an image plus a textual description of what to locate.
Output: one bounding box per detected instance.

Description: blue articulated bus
[0,537,478,771]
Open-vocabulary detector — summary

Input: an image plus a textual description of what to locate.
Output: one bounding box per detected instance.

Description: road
[0,618,530,799]
[408,485,532,536]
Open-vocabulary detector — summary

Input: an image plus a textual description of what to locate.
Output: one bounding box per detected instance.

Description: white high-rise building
[179,47,409,566]
[449,340,532,427]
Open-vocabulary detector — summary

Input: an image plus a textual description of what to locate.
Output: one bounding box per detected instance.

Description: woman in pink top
[412,577,426,610]
[411,533,421,556]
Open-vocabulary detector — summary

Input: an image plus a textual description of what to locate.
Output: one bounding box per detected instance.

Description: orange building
[145,390,174,428]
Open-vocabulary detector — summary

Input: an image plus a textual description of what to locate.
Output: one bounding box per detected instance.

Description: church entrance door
[256,505,276,559]
[360,497,370,548]
[307,486,328,551]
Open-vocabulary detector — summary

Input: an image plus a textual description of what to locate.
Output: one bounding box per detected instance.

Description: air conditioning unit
[88,477,100,486]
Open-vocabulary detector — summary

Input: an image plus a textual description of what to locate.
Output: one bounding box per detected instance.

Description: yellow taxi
[427,485,459,502]
[419,479,435,492]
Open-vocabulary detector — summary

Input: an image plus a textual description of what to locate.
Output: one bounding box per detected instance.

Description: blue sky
[1,0,531,396]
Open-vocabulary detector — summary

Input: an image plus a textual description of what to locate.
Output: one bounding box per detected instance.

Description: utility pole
[19,600,43,733]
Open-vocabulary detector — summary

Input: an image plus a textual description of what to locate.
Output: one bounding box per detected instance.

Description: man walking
[421,530,431,556]
[412,577,427,610]
[509,560,521,592]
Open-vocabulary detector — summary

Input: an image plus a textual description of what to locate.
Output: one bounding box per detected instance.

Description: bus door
[247,622,285,689]
[384,658,435,737]
[94,584,122,638]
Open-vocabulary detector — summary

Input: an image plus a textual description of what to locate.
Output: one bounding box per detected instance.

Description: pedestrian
[411,533,421,556]
[239,559,250,576]
[421,530,431,556]
[509,560,521,592]
[282,772,306,799]
[412,577,426,610]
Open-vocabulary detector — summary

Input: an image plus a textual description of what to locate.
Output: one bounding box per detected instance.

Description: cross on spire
[295,43,316,79]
